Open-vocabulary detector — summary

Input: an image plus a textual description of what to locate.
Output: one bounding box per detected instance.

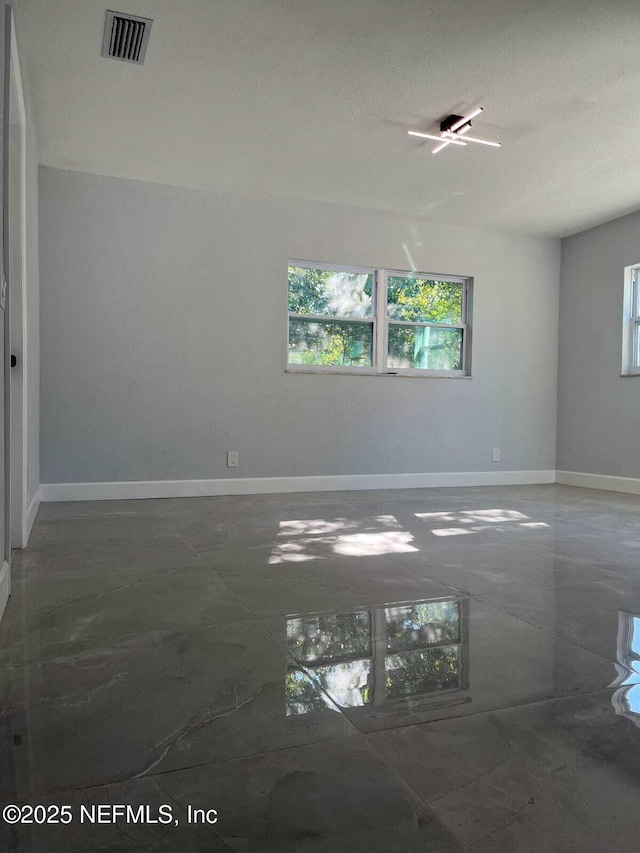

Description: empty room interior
[3,0,640,850]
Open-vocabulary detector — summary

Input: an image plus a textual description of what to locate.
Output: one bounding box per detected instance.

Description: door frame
[0,0,10,619]
[0,5,30,620]
[8,10,28,549]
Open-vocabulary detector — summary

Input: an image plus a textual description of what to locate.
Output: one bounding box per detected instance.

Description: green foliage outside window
[288,266,373,367]
[288,266,373,317]
[387,276,463,370]
[386,276,462,324]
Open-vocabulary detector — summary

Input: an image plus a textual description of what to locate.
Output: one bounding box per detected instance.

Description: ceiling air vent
[102,10,152,65]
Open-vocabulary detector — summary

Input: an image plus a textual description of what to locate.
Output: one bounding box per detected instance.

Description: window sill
[286,368,472,379]
[620,372,640,377]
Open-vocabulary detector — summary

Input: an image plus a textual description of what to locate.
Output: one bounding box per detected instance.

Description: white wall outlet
[227,451,239,468]
[492,448,501,462]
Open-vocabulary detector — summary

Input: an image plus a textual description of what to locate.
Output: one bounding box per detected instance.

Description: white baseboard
[40,470,556,503]
[0,560,10,624]
[34,468,640,506]
[555,470,640,496]
[24,485,41,542]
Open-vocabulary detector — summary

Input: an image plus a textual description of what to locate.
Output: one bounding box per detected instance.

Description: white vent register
[102,10,152,65]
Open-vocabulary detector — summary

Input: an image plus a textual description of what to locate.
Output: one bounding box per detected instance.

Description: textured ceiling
[13,0,640,237]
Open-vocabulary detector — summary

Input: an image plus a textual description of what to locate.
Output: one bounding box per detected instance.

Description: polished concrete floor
[1,484,640,850]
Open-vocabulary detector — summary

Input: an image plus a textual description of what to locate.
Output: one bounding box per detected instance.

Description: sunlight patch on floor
[270,515,416,563]
[415,508,550,538]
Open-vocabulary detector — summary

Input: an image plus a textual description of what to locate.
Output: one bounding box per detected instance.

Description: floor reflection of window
[612,611,640,724]
[285,597,469,716]
[285,670,330,716]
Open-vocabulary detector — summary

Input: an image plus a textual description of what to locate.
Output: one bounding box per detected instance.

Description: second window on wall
[622,264,640,376]
[287,261,472,376]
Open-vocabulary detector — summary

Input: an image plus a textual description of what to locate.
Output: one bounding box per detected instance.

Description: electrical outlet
[227,451,239,468]
[492,448,501,462]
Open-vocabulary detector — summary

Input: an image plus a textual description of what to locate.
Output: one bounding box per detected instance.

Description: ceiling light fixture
[408,107,501,154]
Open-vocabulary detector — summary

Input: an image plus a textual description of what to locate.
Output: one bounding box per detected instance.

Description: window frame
[622,264,640,376]
[383,268,470,377]
[287,260,473,378]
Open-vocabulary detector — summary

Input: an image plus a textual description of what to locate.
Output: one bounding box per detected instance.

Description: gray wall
[39,167,561,485]
[557,211,640,477]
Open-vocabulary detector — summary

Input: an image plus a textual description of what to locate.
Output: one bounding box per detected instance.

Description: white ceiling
[13,0,640,237]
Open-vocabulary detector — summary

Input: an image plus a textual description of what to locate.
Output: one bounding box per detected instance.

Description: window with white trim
[623,264,640,375]
[287,261,472,376]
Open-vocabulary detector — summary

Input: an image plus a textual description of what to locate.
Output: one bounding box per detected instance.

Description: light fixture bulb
[409,130,466,146]
[458,134,501,147]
